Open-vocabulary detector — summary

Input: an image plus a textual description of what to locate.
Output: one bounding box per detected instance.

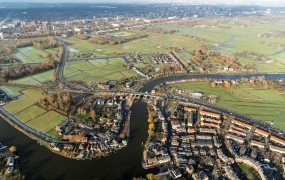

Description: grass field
[3,88,66,137]
[169,81,285,130]
[3,89,44,115]
[64,58,138,84]
[14,46,58,63]
[15,105,47,123]
[156,20,285,72]
[68,32,205,56]
[67,19,285,73]
[10,69,55,85]
[0,86,25,97]
[26,111,66,133]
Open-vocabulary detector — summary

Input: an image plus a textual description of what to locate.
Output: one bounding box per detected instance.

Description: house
[200,110,221,119]
[97,84,110,90]
[6,157,15,167]
[171,169,182,179]
[228,128,246,137]
[231,119,252,130]
[255,128,269,137]
[225,133,245,144]
[270,136,285,146]
[250,140,265,149]
[199,128,216,134]
[125,81,134,88]
[192,171,209,180]
[270,144,285,154]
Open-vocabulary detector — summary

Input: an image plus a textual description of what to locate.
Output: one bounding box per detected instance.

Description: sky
[0,0,284,5]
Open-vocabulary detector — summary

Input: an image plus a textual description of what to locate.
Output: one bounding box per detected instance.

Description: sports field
[64,58,138,84]
[14,46,58,63]
[169,81,285,130]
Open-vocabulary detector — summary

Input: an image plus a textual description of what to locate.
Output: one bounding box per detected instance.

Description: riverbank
[0,99,157,179]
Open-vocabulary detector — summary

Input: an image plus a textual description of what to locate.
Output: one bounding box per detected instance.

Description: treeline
[16,36,57,50]
[139,27,177,34]
[74,34,89,40]
[0,45,16,58]
[0,54,60,81]
[38,93,74,113]
[240,76,269,89]
[90,34,147,45]
[190,48,241,70]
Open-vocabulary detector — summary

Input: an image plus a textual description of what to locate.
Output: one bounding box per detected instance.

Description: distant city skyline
[0,0,284,5]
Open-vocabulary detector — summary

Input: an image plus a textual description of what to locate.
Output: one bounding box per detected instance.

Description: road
[1,37,284,161]
[0,106,69,144]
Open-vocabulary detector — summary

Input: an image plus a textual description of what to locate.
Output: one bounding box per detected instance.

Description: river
[0,73,285,179]
[0,100,157,179]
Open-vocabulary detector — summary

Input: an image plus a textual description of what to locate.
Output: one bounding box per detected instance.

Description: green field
[156,21,285,72]
[68,32,205,56]
[15,105,47,123]
[0,86,25,97]
[67,19,285,73]
[3,89,44,115]
[10,69,55,85]
[3,88,66,137]
[14,46,58,63]
[26,111,66,133]
[169,82,285,130]
[64,58,138,84]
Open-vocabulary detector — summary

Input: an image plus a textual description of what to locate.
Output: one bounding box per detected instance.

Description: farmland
[169,81,285,130]
[14,46,58,63]
[3,88,66,137]
[67,31,205,56]
[10,69,55,85]
[156,20,285,72]
[64,58,138,84]
[66,19,285,73]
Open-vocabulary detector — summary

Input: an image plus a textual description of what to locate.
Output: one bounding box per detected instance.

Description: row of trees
[190,48,241,70]
[142,27,177,34]
[74,34,89,40]
[1,54,59,81]
[38,93,74,113]
[16,36,57,50]
[90,34,147,45]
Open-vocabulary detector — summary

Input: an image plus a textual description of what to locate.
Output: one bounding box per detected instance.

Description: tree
[119,133,126,139]
[90,108,96,120]
[9,146,17,153]
[224,82,231,89]
[210,82,216,88]
[146,173,154,180]
[149,123,155,130]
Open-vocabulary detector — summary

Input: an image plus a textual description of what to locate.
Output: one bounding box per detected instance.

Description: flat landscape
[169,81,285,130]
[64,58,138,84]
[14,46,58,63]
[3,88,66,137]
[157,20,285,72]
[10,69,55,85]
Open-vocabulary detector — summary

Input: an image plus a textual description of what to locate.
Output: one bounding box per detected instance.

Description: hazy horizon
[0,0,284,5]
